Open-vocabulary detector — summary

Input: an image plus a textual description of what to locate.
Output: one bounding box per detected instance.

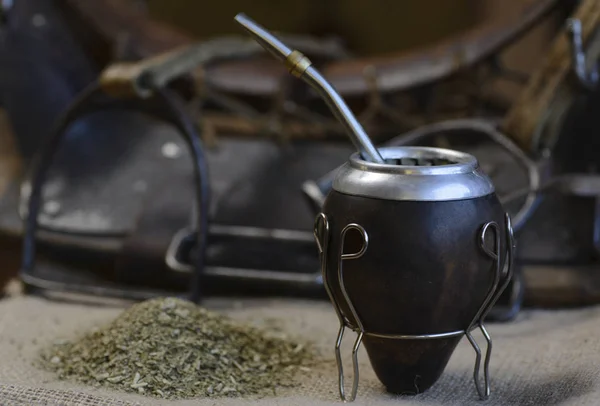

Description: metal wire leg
[315,220,369,403]
[334,324,364,402]
[467,214,515,400]
[466,324,493,400]
[334,224,369,402]
[314,214,364,402]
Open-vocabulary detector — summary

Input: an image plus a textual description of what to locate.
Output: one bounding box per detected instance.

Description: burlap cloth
[1,290,600,406]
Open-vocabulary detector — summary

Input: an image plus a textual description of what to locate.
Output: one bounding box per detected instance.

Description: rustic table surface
[1,290,600,406]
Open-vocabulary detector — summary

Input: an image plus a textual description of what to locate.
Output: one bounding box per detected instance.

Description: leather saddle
[3,0,599,322]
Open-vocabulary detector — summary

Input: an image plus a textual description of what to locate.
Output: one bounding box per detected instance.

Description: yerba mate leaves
[40,298,317,399]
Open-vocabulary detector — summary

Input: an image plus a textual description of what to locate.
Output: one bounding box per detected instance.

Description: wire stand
[313,213,515,402]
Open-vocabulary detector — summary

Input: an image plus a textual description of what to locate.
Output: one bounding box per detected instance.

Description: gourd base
[364,336,461,395]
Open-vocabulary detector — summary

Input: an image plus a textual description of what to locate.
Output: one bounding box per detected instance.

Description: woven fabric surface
[1,293,600,406]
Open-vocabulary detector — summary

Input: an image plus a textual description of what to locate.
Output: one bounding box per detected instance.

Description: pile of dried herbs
[40,297,316,399]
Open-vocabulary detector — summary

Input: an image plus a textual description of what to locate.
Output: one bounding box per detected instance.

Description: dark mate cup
[314,146,514,401]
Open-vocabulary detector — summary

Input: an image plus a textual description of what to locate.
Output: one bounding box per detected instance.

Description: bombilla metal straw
[234,13,385,164]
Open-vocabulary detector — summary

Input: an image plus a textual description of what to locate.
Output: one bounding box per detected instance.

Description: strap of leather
[113,175,195,291]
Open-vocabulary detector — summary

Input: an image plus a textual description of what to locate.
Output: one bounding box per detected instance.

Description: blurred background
[0,0,588,315]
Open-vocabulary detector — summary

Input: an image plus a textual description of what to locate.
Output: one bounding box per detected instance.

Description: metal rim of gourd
[334,146,496,202]
[349,146,478,175]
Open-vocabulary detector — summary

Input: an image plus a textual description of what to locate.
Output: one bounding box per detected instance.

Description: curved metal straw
[314,212,515,402]
[234,13,384,164]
